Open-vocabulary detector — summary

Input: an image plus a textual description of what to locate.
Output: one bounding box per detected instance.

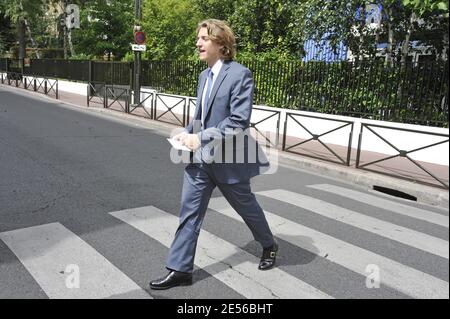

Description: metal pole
[133,0,142,106]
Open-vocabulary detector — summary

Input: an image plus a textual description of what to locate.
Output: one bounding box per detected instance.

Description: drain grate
[373,186,417,202]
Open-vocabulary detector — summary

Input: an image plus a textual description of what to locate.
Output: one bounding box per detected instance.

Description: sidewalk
[4,84,449,209]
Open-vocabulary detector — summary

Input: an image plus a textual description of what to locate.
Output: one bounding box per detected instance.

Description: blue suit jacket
[185,60,269,184]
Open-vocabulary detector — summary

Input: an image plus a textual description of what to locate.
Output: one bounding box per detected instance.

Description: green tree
[296,0,448,62]
[0,14,15,55]
[403,0,448,15]
[71,0,134,60]
[142,0,201,60]
[0,0,46,58]
[140,0,307,61]
[228,0,304,60]
[297,1,367,60]
[399,0,449,63]
[192,0,236,21]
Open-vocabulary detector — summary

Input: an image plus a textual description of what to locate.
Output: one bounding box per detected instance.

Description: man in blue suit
[150,19,278,290]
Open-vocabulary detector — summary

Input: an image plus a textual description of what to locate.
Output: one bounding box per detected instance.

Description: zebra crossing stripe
[0,223,151,299]
[209,196,449,299]
[109,206,333,299]
[256,189,449,259]
[307,184,449,228]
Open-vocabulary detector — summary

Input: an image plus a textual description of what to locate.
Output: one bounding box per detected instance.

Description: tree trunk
[398,12,417,110]
[400,12,417,66]
[24,18,40,59]
[60,0,68,59]
[358,6,366,60]
[18,19,26,59]
[63,26,68,59]
[384,7,394,66]
[374,25,380,57]
[68,28,76,57]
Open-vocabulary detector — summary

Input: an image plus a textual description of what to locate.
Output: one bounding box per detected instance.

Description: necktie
[202,69,214,126]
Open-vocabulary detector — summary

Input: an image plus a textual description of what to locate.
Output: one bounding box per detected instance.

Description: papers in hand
[167,138,191,151]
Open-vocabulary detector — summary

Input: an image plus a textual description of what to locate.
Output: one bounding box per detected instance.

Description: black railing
[105,86,129,113]
[282,113,354,166]
[129,90,154,119]
[28,59,90,82]
[0,71,58,99]
[87,82,106,107]
[250,108,281,148]
[153,93,187,127]
[92,61,132,85]
[1,58,448,127]
[141,60,204,97]
[356,123,449,189]
[1,72,24,87]
[0,58,7,72]
[186,97,197,126]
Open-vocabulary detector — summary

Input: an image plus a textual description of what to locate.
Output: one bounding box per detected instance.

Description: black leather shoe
[149,270,193,290]
[258,241,278,270]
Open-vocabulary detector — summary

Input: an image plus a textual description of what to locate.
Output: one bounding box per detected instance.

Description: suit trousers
[166,164,275,273]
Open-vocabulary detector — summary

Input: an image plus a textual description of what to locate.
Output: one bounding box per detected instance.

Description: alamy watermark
[365,264,380,289]
[65,264,80,289]
[169,123,279,175]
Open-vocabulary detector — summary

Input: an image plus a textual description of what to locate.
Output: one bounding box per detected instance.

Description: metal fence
[248,60,448,128]
[356,123,449,189]
[92,61,131,85]
[1,72,58,99]
[283,112,354,166]
[1,57,448,127]
[2,62,445,189]
[141,60,204,96]
[28,59,90,82]
[0,58,7,72]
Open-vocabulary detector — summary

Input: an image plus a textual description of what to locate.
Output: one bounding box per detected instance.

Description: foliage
[402,0,449,16]
[0,0,45,21]
[71,0,134,60]
[227,0,304,60]
[1,0,448,127]
[141,0,201,60]
[1,0,448,62]
[69,52,94,60]
[0,0,46,58]
[0,15,14,54]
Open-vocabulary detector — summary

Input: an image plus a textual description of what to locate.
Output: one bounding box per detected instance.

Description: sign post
[132,0,143,107]
[134,31,146,45]
[132,44,146,51]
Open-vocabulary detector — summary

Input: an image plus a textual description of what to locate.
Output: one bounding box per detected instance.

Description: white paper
[167,138,191,152]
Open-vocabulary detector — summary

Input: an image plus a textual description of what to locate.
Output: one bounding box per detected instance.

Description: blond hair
[197,19,236,60]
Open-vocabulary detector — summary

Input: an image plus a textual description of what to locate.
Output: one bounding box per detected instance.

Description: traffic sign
[134,31,146,45]
[131,44,146,52]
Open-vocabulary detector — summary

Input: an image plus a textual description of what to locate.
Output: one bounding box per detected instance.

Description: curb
[277,151,449,209]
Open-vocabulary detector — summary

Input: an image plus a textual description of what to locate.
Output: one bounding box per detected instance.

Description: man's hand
[173,131,188,143]
[182,134,200,151]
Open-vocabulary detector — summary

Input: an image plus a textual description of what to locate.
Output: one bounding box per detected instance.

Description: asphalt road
[0,85,448,299]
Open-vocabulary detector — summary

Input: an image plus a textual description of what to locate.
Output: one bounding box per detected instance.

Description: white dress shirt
[201,59,224,126]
